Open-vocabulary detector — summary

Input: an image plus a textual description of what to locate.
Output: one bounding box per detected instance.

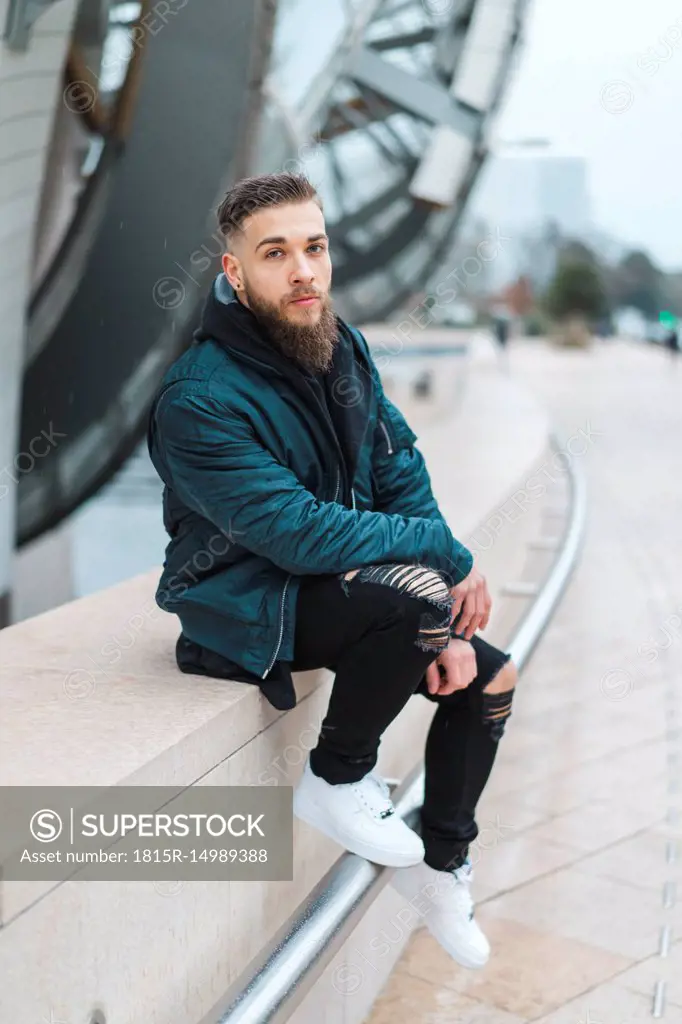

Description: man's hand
[425,638,478,696]
[448,565,492,641]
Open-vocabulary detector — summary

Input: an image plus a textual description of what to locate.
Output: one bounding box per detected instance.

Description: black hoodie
[192,275,371,509]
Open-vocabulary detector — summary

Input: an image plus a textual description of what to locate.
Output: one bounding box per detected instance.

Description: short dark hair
[216,172,322,248]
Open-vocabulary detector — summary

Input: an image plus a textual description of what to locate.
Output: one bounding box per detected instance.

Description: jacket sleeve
[156,392,471,584]
[368,359,473,584]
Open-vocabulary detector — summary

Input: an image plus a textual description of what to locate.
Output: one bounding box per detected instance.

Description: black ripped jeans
[290,564,513,871]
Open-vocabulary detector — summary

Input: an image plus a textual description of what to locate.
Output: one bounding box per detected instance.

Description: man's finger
[438,660,460,695]
[473,585,488,637]
[479,582,492,629]
[461,593,479,640]
[449,595,464,625]
[457,595,474,636]
[452,654,467,691]
[434,654,451,694]
[426,661,440,695]
[464,589,485,640]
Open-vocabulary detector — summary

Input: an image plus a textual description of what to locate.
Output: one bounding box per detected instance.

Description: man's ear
[222,252,242,291]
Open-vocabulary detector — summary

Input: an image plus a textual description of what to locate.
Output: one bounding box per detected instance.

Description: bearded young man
[147,172,517,970]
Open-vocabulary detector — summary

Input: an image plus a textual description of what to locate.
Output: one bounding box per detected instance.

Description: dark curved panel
[18,0,272,545]
[331,203,431,285]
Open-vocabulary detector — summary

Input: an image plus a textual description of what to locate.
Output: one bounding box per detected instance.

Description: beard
[241,281,339,374]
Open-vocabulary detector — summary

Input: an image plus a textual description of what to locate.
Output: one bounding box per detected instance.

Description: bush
[544,260,607,324]
[524,309,552,337]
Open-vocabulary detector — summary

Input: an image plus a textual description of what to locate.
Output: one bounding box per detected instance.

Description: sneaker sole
[293,791,424,868]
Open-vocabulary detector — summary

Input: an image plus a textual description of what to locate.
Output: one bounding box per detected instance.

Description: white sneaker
[293,757,425,867]
[391,858,490,969]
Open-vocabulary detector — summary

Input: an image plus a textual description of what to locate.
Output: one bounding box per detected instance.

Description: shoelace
[351,772,395,819]
[450,862,475,920]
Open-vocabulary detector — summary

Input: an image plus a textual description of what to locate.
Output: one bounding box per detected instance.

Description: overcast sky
[491,0,682,269]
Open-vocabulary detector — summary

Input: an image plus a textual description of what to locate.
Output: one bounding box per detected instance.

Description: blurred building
[471,152,592,235]
[461,151,594,291]
[0,0,530,622]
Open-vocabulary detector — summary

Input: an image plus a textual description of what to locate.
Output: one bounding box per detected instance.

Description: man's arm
[155,392,473,583]
[368,358,473,584]
[369,370,493,646]
[372,388,448,524]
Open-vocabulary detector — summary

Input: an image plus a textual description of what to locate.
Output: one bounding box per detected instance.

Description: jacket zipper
[333,466,356,509]
[263,574,291,677]
[379,420,394,455]
[264,464,346,679]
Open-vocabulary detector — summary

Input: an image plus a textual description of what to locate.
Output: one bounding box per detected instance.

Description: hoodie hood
[193,272,296,379]
[193,274,372,501]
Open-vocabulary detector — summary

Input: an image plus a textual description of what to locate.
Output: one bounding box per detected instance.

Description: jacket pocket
[377,393,418,455]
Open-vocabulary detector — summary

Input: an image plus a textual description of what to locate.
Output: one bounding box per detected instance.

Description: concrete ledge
[0,332,552,1024]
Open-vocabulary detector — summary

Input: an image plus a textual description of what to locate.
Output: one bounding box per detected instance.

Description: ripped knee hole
[481,661,517,738]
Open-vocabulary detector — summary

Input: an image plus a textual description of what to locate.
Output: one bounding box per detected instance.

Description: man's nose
[291,258,315,283]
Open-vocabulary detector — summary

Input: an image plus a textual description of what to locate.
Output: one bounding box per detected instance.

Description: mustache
[286,288,323,302]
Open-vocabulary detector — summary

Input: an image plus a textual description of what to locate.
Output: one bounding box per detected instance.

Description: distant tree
[611,249,663,318]
[559,239,600,267]
[661,271,682,318]
[544,260,607,324]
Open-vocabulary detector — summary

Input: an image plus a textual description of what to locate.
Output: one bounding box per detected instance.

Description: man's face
[222,200,337,372]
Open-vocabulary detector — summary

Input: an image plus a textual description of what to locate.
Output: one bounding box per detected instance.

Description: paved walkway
[366,339,682,1022]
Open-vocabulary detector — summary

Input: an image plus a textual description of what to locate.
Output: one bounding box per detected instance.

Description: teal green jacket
[147,275,473,697]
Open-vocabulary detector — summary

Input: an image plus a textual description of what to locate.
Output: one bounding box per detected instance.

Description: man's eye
[308,244,325,253]
[265,249,283,258]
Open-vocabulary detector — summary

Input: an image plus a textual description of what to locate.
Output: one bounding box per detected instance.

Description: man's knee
[481,659,517,739]
[483,659,517,695]
[341,563,449,601]
[339,562,452,655]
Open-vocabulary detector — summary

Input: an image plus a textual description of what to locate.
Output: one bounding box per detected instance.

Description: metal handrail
[211,432,587,1024]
